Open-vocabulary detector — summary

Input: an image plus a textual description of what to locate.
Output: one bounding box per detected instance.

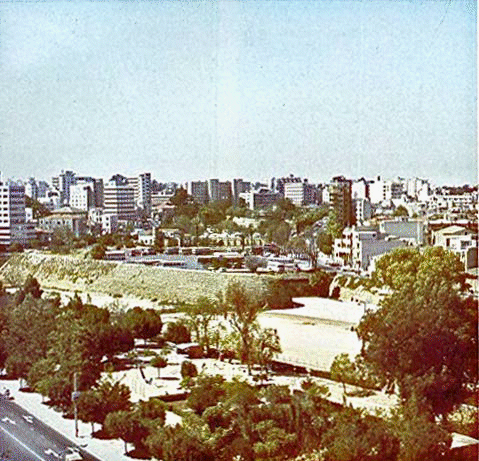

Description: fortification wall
[0,252,278,304]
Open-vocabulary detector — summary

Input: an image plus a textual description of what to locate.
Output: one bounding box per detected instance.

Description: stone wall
[0,252,279,304]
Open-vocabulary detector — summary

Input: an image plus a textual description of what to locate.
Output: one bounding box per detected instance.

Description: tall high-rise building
[209,179,232,203]
[127,173,152,216]
[189,180,209,205]
[103,181,136,223]
[328,176,355,227]
[76,176,104,208]
[233,179,251,206]
[284,180,319,206]
[25,178,38,200]
[70,184,94,211]
[0,177,33,246]
[51,170,76,206]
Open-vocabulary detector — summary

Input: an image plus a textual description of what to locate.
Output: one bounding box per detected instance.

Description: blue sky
[0,0,476,185]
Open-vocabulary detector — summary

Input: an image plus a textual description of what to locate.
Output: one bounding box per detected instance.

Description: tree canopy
[357,247,478,417]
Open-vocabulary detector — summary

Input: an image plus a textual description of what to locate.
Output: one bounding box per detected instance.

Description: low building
[39,207,88,237]
[379,219,425,246]
[334,226,407,271]
[239,189,281,210]
[88,208,118,234]
[432,225,478,270]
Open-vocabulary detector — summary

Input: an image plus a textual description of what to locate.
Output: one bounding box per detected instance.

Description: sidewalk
[0,378,133,461]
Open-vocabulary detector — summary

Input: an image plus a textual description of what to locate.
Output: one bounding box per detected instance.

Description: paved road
[0,398,101,461]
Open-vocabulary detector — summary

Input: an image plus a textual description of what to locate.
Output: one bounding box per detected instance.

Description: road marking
[23,415,34,424]
[44,448,60,458]
[0,425,48,461]
[1,417,16,425]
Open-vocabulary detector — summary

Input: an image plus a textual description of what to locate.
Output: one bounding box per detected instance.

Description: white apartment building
[406,178,430,200]
[432,225,478,270]
[352,178,370,200]
[127,173,152,216]
[25,178,38,200]
[283,181,318,207]
[103,182,136,223]
[0,180,34,246]
[369,178,404,204]
[69,184,94,211]
[333,227,407,271]
[89,208,118,234]
[354,198,372,224]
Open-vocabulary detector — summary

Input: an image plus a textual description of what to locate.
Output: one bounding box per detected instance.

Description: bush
[180,360,198,380]
[164,321,191,344]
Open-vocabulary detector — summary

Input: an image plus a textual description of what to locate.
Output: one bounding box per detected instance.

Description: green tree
[187,374,225,415]
[137,397,166,424]
[330,353,356,396]
[123,307,163,344]
[391,398,452,461]
[322,408,399,461]
[180,360,198,381]
[105,410,148,454]
[164,320,191,343]
[309,270,334,297]
[253,327,282,379]
[5,295,59,378]
[150,354,168,378]
[183,297,219,354]
[357,247,478,417]
[78,389,103,434]
[90,244,106,260]
[393,205,409,217]
[244,255,267,273]
[222,281,266,374]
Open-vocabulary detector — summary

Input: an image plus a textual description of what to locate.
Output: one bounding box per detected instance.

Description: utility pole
[72,372,80,438]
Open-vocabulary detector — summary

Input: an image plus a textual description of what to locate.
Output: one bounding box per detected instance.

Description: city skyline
[0,0,476,186]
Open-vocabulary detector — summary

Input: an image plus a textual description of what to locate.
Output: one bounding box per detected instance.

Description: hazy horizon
[0,0,476,186]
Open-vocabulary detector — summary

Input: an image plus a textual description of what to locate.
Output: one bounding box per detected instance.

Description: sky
[0,0,476,186]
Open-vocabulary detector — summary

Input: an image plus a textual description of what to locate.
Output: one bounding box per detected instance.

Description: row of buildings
[1,170,477,259]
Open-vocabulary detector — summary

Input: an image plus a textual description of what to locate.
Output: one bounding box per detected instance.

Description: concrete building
[127,173,152,216]
[25,178,39,201]
[88,208,118,234]
[369,177,404,204]
[354,198,373,224]
[39,206,87,238]
[406,178,430,200]
[0,179,34,246]
[240,189,281,210]
[284,181,318,207]
[379,219,425,246]
[75,176,104,208]
[38,190,61,211]
[432,225,478,270]
[352,178,370,200]
[189,181,209,205]
[52,170,76,206]
[209,179,232,203]
[334,227,407,271]
[233,179,251,206]
[328,176,355,227]
[103,181,136,223]
[69,184,94,211]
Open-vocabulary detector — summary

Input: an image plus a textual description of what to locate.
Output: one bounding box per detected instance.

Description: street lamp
[71,372,81,438]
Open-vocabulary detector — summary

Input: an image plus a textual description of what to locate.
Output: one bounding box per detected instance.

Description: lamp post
[71,372,80,438]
